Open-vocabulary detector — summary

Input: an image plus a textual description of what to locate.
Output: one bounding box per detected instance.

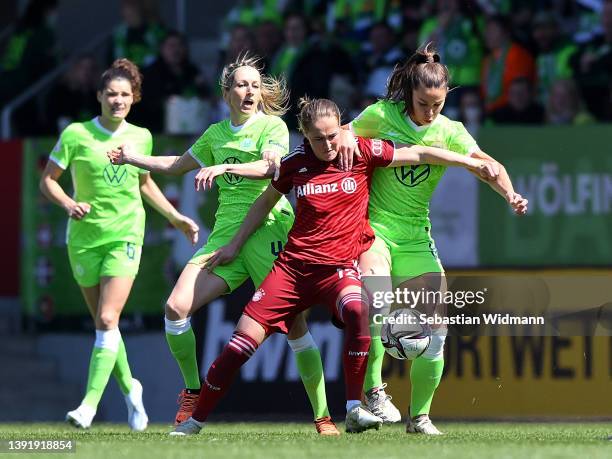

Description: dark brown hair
[98,58,143,103]
[297,97,341,134]
[385,43,449,116]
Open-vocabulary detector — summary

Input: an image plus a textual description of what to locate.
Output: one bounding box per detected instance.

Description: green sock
[364,336,385,392]
[410,357,444,417]
[112,338,133,395]
[82,346,118,409]
[166,328,201,389]
[295,348,329,419]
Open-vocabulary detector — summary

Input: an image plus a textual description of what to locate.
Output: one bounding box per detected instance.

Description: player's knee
[287,314,308,340]
[97,311,120,330]
[165,296,189,321]
[422,328,446,360]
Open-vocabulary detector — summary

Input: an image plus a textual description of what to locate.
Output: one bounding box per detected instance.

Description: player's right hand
[107,143,133,165]
[65,201,91,220]
[334,129,361,171]
[506,192,528,216]
[202,243,239,272]
[472,160,500,181]
[194,165,228,191]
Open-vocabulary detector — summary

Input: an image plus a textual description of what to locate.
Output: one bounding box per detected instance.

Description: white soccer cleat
[364,383,401,423]
[66,404,96,429]
[406,414,444,435]
[125,378,148,431]
[169,417,203,436]
[345,405,383,433]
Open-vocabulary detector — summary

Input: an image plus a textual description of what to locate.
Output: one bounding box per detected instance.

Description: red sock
[191,331,258,422]
[339,292,371,401]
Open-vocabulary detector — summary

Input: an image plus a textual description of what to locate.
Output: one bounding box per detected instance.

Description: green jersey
[351,100,478,233]
[49,117,152,248]
[189,112,293,228]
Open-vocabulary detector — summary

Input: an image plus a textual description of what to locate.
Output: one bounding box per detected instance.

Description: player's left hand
[506,192,528,216]
[262,150,281,181]
[472,160,500,181]
[335,129,361,171]
[194,165,228,191]
[203,243,239,271]
[170,213,200,245]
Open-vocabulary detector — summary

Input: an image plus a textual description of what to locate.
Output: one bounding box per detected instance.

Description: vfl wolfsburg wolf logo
[222,157,244,185]
[394,164,430,187]
[103,164,128,187]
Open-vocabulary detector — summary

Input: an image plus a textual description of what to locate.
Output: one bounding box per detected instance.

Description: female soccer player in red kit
[171,98,498,435]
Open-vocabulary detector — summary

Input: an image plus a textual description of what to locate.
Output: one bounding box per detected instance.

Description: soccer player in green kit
[334,45,528,433]
[39,58,200,431]
[108,55,339,435]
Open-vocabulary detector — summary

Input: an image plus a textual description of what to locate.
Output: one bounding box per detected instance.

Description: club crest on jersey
[252,288,265,302]
[394,164,430,187]
[371,139,383,157]
[103,164,128,187]
[240,138,253,149]
[222,157,244,184]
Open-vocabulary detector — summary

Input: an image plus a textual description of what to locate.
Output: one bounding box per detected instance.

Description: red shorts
[243,256,363,334]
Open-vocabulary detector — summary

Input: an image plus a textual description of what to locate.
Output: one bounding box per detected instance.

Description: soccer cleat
[345,405,383,433]
[174,389,199,425]
[169,417,203,436]
[65,404,96,429]
[125,378,148,431]
[364,383,401,424]
[406,414,444,435]
[314,416,341,436]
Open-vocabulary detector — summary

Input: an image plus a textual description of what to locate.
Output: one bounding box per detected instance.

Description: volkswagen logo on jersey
[222,157,244,185]
[341,177,357,194]
[103,164,128,187]
[394,164,430,187]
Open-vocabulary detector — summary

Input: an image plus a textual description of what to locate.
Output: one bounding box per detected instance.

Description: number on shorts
[126,242,136,260]
[270,240,283,256]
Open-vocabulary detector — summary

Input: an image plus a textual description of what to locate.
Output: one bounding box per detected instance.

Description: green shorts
[369,221,444,286]
[189,214,294,292]
[67,242,142,287]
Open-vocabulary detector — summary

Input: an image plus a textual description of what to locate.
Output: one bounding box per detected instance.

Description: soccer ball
[380,308,431,360]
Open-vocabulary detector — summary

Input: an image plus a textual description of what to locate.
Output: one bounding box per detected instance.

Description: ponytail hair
[220,52,290,116]
[296,97,341,134]
[385,43,449,116]
[98,58,143,103]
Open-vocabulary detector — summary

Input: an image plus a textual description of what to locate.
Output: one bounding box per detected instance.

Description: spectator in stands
[488,77,544,124]
[254,19,283,71]
[481,14,536,114]
[417,0,484,117]
[458,89,483,136]
[362,21,404,98]
[531,11,576,105]
[130,31,209,133]
[571,0,612,120]
[546,78,594,125]
[109,0,166,68]
[44,55,100,134]
[270,13,310,79]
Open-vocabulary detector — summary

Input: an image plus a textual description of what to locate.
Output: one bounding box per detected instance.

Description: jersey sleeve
[259,116,289,158]
[447,121,479,155]
[138,128,153,174]
[357,137,395,169]
[48,126,75,169]
[188,128,214,167]
[349,102,388,138]
[271,155,295,195]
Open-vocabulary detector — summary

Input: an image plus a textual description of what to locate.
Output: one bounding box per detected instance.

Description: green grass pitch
[1,422,610,459]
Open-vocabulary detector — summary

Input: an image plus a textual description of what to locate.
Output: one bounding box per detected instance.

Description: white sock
[164,317,191,335]
[287,331,317,353]
[94,328,121,352]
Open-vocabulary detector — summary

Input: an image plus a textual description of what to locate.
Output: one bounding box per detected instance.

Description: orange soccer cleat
[314,416,341,436]
[174,389,199,426]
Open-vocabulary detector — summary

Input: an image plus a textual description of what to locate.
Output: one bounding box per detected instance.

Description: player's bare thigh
[165,263,229,320]
[359,243,391,276]
[235,314,268,345]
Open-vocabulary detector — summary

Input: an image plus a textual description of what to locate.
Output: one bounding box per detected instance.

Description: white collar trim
[406,114,439,132]
[93,117,127,136]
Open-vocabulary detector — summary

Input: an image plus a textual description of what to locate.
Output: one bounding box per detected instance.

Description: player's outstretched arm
[390,144,500,181]
[194,160,274,191]
[470,150,528,216]
[203,185,283,272]
[39,161,91,220]
[139,173,199,245]
[107,143,199,176]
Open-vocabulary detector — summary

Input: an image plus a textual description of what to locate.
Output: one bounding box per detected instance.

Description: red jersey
[271,136,394,265]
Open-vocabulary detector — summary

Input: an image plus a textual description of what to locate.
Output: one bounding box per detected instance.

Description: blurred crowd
[2,0,611,136]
